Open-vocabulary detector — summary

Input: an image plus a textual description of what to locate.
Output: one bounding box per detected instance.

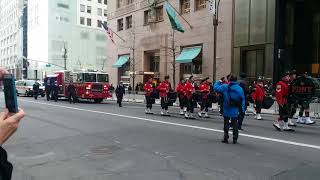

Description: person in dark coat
[53,81,59,102]
[115,81,125,107]
[45,78,51,101]
[32,82,40,100]
[238,73,249,130]
[67,82,77,104]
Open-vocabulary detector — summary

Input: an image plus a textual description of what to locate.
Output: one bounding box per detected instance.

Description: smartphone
[3,74,18,113]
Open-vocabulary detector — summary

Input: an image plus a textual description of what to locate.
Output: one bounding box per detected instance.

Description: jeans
[223,117,238,141]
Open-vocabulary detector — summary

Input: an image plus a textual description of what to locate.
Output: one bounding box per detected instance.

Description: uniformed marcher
[184,76,196,119]
[115,81,125,107]
[157,76,171,116]
[274,72,294,131]
[67,82,77,104]
[144,77,154,114]
[252,77,265,120]
[32,82,40,100]
[288,70,298,126]
[176,78,186,115]
[198,77,211,118]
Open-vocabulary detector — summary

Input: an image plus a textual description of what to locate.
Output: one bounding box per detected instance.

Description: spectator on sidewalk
[115,81,125,107]
[238,73,249,130]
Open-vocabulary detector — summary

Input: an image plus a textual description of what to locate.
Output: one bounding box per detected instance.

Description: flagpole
[164,0,193,29]
[110,29,126,42]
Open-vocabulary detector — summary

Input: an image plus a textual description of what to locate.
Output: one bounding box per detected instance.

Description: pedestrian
[53,81,59,102]
[184,76,196,119]
[252,77,265,120]
[273,72,295,131]
[67,82,77,104]
[198,77,211,118]
[238,73,249,130]
[32,81,40,100]
[128,85,133,94]
[45,78,51,101]
[115,81,125,107]
[288,70,298,126]
[176,78,187,115]
[214,74,245,144]
[135,84,139,94]
[157,75,171,116]
[296,72,316,125]
[144,77,154,114]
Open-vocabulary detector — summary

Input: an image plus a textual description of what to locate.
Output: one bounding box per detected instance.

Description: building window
[127,0,133,4]
[155,6,164,22]
[87,18,92,26]
[195,0,206,11]
[87,6,92,14]
[104,9,108,17]
[97,8,102,16]
[150,55,160,72]
[98,0,102,3]
[144,6,163,25]
[180,0,191,14]
[80,4,85,12]
[80,17,85,25]
[117,18,124,31]
[117,0,125,9]
[126,15,132,29]
[97,20,102,28]
[104,0,108,5]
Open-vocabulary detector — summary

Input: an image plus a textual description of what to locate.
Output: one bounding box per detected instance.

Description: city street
[2,96,320,180]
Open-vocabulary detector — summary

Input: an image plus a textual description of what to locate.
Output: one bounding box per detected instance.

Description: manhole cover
[90,145,121,155]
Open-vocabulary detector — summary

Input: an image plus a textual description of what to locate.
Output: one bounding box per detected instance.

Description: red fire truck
[45,70,111,103]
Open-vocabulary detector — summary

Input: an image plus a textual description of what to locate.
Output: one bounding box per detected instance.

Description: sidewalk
[108,93,320,119]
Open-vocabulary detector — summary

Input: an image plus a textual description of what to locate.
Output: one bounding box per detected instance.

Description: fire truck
[45,70,111,103]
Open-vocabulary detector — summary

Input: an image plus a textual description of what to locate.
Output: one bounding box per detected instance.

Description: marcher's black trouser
[117,95,123,107]
[224,117,238,141]
[200,98,210,112]
[279,104,289,122]
[33,91,39,100]
[186,97,194,113]
[161,97,168,110]
[255,101,263,113]
[178,95,186,109]
[69,92,76,104]
[145,95,153,109]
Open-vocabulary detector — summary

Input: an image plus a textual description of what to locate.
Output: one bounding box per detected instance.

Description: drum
[263,96,274,109]
[151,89,160,99]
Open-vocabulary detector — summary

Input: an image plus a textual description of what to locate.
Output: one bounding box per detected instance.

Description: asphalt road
[1,96,320,180]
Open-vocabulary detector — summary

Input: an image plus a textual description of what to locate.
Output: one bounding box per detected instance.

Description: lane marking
[20,99,320,150]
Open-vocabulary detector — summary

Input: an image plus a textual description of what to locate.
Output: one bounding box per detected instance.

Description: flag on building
[102,22,114,43]
[164,1,185,33]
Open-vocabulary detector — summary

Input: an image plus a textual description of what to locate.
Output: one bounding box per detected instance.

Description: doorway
[241,48,265,82]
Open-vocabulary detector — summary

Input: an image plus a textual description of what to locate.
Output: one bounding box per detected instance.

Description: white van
[16,80,45,97]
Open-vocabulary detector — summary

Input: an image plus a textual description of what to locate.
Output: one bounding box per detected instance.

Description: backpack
[228,84,242,107]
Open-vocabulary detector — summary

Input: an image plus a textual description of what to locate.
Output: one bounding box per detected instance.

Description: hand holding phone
[3,74,18,113]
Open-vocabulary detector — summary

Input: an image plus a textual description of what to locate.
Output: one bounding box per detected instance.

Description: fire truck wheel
[94,98,103,103]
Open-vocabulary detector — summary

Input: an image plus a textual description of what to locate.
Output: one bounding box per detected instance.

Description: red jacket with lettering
[144,82,153,97]
[276,80,289,106]
[176,83,185,96]
[198,82,210,99]
[252,84,265,102]
[184,81,194,99]
[157,81,170,98]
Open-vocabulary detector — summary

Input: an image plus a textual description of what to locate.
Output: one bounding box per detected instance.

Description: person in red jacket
[176,78,186,115]
[252,77,265,120]
[184,76,195,119]
[144,77,154,114]
[198,77,211,118]
[157,75,171,116]
[274,72,294,131]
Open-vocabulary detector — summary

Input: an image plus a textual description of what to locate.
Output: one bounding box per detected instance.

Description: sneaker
[257,114,262,120]
[148,109,154,114]
[221,139,229,144]
[183,107,187,112]
[305,117,316,125]
[296,117,305,124]
[145,109,148,114]
[288,118,297,127]
[184,113,189,119]
[238,128,244,131]
[198,112,202,117]
[161,111,164,115]
[204,113,210,118]
[283,122,295,132]
[273,122,281,131]
[189,114,195,119]
[179,110,184,115]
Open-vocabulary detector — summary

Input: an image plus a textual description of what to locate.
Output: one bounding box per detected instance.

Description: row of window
[0,33,18,48]
[80,4,107,17]
[117,15,132,31]
[0,45,18,57]
[0,56,18,66]
[180,0,207,14]
[116,0,134,9]
[87,0,108,5]
[0,21,19,40]
[80,17,108,29]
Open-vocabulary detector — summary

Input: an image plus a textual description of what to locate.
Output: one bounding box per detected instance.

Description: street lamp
[210,0,221,81]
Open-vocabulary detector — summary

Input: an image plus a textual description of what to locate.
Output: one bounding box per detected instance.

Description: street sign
[208,0,216,15]
[289,76,316,102]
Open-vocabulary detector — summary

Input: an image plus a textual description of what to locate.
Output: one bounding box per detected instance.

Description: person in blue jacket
[214,74,245,144]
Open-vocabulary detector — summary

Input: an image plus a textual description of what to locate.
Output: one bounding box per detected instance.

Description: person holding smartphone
[0,68,25,179]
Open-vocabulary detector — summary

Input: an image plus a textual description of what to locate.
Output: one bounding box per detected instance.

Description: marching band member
[144,77,154,114]
[198,77,211,118]
[252,77,265,120]
[177,78,187,115]
[288,70,298,126]
[157,75,171,116]
[274,72,295,131]
[184,76,195,119]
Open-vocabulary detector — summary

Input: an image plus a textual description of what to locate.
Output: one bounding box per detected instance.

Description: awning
[112,55,130,68]
[176,46,202,63]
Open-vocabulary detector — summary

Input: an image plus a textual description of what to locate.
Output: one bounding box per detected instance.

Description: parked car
[16,80,45,97]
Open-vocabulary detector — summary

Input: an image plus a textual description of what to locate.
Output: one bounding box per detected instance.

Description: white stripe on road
[20,99,320,151]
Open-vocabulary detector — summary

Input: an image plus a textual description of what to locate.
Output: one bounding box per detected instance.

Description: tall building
[106,0,233,86]
[27,0,108,80]
[0,0,25,79]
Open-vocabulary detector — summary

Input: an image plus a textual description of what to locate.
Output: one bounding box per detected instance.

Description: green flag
[164,2,185,33]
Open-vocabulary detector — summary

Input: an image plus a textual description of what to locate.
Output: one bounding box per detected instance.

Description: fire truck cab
[46,70,111,103]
